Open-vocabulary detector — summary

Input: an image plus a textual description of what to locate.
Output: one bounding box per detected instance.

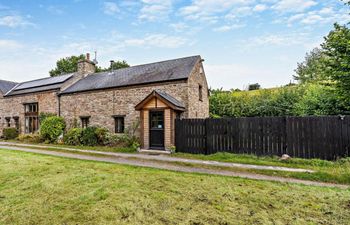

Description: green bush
[39,112,56,123]
[40,116,66,143]
[18,134,42,143]
[63,128,83,145]
[95,127,109,145]
[3,128,18,140]
[103,133,129,147]
[81,126,98,146]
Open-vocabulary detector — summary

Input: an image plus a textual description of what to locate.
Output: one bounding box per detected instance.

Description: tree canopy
[49,55,130,77]
[49,55,85,77]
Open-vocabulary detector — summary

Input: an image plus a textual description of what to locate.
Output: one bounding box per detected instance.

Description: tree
[49,54,85,77]
[49,55,130,76]
[322,23,350,110]
[248,83,261,90]
[96,60,130,72]
[294,48,327,83]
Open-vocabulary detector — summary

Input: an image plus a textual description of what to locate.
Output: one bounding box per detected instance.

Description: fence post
[205,118,210,155]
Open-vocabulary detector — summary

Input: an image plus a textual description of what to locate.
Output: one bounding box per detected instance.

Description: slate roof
[60,55,200,95]
[155,90,185,109]
[0,79,18,94]
[5,74,73,96]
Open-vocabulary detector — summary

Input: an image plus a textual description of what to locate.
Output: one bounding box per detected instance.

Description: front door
[149,110,165,149]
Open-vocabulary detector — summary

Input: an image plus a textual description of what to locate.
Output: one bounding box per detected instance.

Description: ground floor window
[5,117,11,127]
[114,116,125,133]
[24,103,39,133]
[13,117,19,130]
[25,117,39,133]
[80,116,90,128]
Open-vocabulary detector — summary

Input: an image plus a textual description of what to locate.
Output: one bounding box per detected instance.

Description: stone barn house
[0,55,209,150]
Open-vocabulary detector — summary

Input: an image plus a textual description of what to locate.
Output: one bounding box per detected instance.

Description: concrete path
[0,144,348,189]
[0,142,313,173]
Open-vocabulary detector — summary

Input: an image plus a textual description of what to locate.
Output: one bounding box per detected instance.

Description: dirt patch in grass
[0,150,350,224]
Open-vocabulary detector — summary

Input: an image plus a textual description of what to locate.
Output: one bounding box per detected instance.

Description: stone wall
[187,60,210,118]
[59,81,189,137]
[0,91,59,136]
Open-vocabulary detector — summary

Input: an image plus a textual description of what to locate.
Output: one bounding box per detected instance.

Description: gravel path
[0,142,313,173]
[0,145,348,189]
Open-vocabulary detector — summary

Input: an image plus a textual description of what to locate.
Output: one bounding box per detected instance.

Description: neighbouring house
[0,55,209,150]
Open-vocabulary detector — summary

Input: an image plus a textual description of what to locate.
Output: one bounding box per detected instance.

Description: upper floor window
[199,84,203,101]
[114,116,125,133]
[80,116,90,129]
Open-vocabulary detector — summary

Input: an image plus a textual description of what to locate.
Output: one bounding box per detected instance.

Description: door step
[138,149,171,155]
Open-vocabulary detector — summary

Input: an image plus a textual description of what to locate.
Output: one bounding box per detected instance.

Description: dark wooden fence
[175,116,350,159]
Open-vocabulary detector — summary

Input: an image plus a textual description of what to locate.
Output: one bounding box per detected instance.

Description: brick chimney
[77,53,96,75]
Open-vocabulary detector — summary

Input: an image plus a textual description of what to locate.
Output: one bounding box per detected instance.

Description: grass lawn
[173,152,350,185]
[1,149,350,224]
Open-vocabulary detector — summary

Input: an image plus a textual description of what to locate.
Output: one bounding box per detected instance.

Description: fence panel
[175,116,350,159]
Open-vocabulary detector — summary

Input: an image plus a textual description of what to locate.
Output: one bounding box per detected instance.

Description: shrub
[40,116,66,143]
[95,127,109,145]
[18,134,42,143]
[81,126,98,146]
[3,128,18,140]
[103,133,129,147]
[39,112,56,123]
[64,128,83,145]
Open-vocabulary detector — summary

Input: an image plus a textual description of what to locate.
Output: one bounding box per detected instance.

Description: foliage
[39,112,57,123]
[96,60,130,72]
[49,55,85,77]
[102,132,129,147]
[294,84,343,115]
[18,134,42,143]
[321,23,350,111]
[81,126,98,146]
[49,54,130,76]
[95,127,109,145]
[40,116,66,143]
[2,128,18,140]
[248,83,261,90]
[63,128,83,145]
[294,48,327,83]
[210,79,350,118]
[210,86,301,117]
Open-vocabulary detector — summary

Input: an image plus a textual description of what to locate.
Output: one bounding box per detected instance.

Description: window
[199,84,203,101]
[24,103,39,133]
[80,117,90,128]
[13,117,19,130]
[5,117,11,127]
[114,116,125,133]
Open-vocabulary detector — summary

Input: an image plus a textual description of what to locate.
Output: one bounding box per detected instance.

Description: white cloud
[286,7,350,26]
[169,22,188,32]
[226,6,252,19]
[253,4,267,12]
[0,15,34,28]
[0,39,22,50]
[103,1,120,16]
[179,0,253,21]
[272,0,317,13]
[139,0,172,22]
[244,33,312,47]
[124,34,187,48]
[213,24,245,32]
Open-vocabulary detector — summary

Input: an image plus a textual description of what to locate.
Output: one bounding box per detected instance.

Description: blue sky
[0,0,349,89]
